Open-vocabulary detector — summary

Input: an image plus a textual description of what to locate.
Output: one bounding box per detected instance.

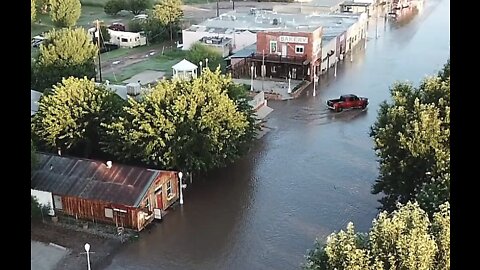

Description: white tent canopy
[172,59,198,80]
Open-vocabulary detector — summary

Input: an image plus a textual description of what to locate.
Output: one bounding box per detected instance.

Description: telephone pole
[95,19,103,82]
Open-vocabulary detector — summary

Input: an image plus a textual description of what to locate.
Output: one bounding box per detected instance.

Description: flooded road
[105,1,450,269]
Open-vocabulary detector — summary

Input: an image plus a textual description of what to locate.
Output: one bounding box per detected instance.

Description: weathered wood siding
[58,196,142,230]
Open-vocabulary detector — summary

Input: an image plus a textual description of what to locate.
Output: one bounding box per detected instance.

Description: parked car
[31,35,46,48]
[326,94,368,112]
[132,14,148,21]
[108,22,126,32]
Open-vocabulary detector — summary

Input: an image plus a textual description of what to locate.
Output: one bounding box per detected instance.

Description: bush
[128,19,145,32]
[104,0,127,15]
[31,196,48,221]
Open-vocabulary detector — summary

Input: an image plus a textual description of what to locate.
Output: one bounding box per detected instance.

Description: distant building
[199,36,232,57]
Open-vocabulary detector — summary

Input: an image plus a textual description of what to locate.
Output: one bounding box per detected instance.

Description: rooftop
[31,153,175,207]
[186,10,363,35]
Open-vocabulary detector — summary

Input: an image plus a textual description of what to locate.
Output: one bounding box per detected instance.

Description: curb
[49,243,67,251]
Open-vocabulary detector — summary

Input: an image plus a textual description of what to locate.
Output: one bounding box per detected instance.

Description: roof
[186,11,363,34]
[172,59,198,71]
[31,153,173,207]
[228,43,257,59]
[340,1,372,7]
[31,90,42,116]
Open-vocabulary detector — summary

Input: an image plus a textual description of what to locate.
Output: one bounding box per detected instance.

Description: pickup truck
[326,94,368,112]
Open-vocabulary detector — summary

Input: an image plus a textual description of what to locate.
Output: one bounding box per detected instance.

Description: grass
[101,45,161,61]
[31,6,133,38]
[81,0,108,7]
[103,50,187,83]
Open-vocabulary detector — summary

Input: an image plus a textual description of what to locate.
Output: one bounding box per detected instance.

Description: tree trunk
[170,24,173,42]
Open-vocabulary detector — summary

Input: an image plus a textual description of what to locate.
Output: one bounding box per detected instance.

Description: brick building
[252,27,322,80]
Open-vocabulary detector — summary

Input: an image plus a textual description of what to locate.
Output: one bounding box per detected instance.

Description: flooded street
[105,1,450,269]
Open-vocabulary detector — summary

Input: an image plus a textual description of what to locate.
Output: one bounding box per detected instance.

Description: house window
[121,38,128,42]
[105,208,113,218]
[53,195,63,210]
[271,65,277,73]
[295,45,304,54]
[270,40,277,54]
[167,181,172,197]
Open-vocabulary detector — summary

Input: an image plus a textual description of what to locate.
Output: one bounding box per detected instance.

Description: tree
[31,77,125,158]
[186,42,225,72]
[369,60,450,215]
[92,23,111,48]
[32,28,98,92]
[128,0,151,15]
[101,68,258,173]
[304,201,450,270]
[153,0,183,41]
[31,0,36,23]
[104,0,127,15]
[49,0,82,27]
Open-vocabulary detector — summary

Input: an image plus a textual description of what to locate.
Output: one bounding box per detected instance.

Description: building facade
[253,27,322,80]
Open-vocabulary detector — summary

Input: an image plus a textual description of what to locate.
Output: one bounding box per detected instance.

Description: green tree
[31,0,36,22]
[304,201,450,270]
[370,61,450,215]
[128,0,151,15]
[32,28,98,92]
[186,42,225,72]
[31,77,124,158]
[49,0,82,27]
[153,0,183,41]
[104,0,127,15]
[101,68,258,173]
[92,23,111,48]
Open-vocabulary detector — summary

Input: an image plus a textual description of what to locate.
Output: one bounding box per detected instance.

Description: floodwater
[104,1,450,269]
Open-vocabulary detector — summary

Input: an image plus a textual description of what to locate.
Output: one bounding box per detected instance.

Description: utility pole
[216,0,219,17]
[262,50,265,91]
[312,65,316,97]
[95,19,103,82]
[232,0,235,10]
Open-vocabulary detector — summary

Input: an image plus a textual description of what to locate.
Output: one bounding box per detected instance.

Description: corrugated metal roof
[31,153,172,207]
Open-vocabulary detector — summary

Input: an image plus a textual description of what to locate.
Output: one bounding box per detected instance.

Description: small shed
[172,59,198,80]
[31,153,181,231]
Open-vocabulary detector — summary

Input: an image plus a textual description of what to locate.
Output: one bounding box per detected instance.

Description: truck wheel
[336,106,342,112]
[361,104,367,109]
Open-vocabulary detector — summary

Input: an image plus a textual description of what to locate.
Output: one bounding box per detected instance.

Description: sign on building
[279,36,309,44]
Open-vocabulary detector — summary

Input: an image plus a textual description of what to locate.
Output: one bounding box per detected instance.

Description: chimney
[106,161,112,168]
[57,147,62,156]
[50,164,53,170]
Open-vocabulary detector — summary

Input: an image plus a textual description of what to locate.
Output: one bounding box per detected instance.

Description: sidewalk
[31,241,69,270]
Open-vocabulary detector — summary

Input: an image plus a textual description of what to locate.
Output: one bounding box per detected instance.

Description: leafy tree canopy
[32,28,98,91]
[101,68,258,172]
[370,60,450,215]
[49,0,82,27]
[304,201,450,270]
[31,77,125,158]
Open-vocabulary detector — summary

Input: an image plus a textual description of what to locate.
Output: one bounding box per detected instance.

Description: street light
[178,172,184,205]
[199,61,203,76]
[84,243,91,270]
[205,58,209,70]
[312,66,317,97]
[334,57,338,77]
[287,71,291,94]
[250,64,254,92]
